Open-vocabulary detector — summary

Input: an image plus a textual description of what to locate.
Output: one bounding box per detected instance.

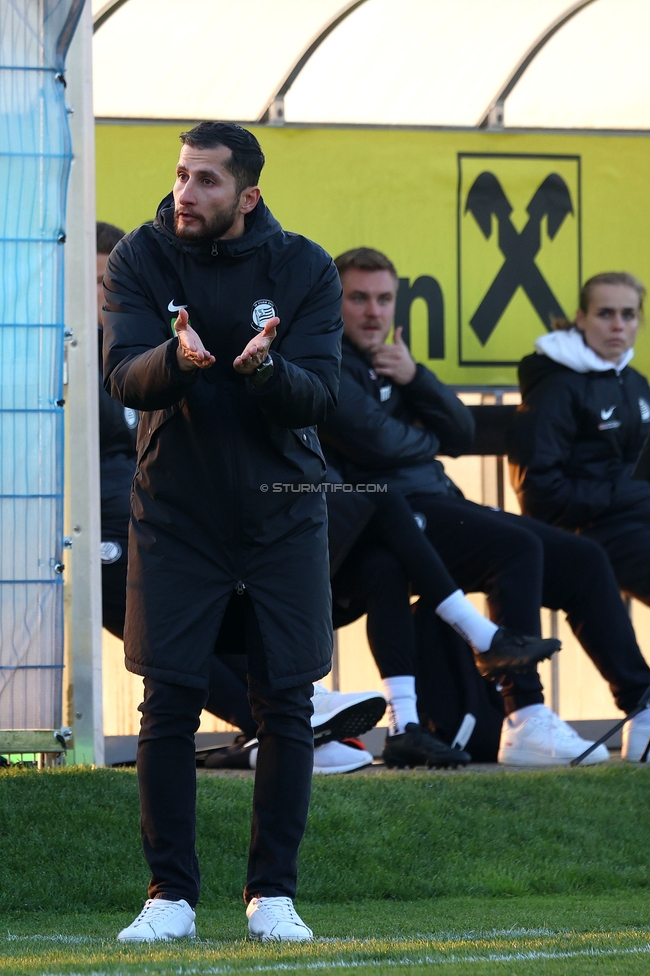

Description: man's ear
[239,186,261,215]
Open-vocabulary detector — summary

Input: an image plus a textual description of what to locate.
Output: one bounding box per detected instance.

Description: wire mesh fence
[0,0,80,730]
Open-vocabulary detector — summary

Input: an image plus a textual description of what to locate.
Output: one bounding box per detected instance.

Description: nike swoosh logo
[168,300,187,313]
[600,406,616,420]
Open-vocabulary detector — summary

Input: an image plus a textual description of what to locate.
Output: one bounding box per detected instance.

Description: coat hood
[519,328,636,398]
[534,327,634,375]
[153,192,282,261]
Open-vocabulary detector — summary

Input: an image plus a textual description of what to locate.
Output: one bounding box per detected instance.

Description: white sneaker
[622,704,650,761]
[313,739,373,774]
[246,896,313,942]
[311,683,385,744]
[117,898,196,942]
[498,706,609,766]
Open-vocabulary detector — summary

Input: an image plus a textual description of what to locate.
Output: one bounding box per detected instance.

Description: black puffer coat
[102,195,343,690]
[510,339,650,531]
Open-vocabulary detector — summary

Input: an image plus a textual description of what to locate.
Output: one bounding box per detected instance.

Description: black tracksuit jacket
[510,351,650,530]
[102,195,343,690]
[319,337,474,497]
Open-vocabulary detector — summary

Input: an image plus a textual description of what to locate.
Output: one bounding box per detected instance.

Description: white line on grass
[0,927,568,949]
[8,926,645,949]
[316,928,571,945]
[5,934,95,944]
[40,942,650,976]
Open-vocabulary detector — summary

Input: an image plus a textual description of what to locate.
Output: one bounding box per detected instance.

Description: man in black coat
[98,220,382,772]
[102,123,343,943]
[320,247,650,768]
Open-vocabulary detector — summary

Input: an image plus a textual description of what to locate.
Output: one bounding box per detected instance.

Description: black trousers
[583,519,650,606]
[205,654,258,738]
[333,542,416,678]
[408,495,650,715]
[331,491,460,679]
[137,593,314,908]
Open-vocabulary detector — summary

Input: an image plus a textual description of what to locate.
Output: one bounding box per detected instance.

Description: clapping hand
[175,308,215,371]
[233,318,279,374]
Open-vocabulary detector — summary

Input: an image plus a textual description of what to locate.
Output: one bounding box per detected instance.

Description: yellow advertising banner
[96,124,650,387]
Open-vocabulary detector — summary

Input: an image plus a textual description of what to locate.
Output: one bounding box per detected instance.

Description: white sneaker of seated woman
[621,704,650,761]
[498,706,609,766]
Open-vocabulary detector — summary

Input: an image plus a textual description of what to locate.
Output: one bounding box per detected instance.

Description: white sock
[508,704,546,726]
[382,675,419,735]
[435,589,499,651]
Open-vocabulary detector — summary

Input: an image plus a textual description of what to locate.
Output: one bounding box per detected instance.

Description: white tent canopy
[91,0,649,130]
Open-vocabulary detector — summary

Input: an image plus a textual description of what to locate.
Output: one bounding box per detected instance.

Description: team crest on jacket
[639,398,650,422]
[101,541,122,564]
[251,299,278,332]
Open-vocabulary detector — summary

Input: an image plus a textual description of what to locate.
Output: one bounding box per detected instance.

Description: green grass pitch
[3,897,650,976]
[1,765,649,974]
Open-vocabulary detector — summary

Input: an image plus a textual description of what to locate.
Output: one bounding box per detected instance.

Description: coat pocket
[291,426,326,464]
[135,403,182,468]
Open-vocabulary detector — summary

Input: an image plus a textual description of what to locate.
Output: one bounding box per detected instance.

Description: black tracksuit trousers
[406,495,650,716]
[331,490,461,680]
[582,518,650,607]
[136,593,314,908]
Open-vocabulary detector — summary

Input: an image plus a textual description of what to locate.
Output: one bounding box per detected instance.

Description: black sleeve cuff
[166,337,200,387]
[246,353,283,396]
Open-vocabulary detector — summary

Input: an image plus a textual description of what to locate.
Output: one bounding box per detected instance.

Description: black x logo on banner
[465,172,573,345]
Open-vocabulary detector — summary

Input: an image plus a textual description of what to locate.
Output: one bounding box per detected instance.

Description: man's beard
[174,200,239,241]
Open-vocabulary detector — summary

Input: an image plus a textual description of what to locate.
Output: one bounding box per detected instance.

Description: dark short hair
[334,247,398,282]
[96,221,125,255]
[179,122,265,195]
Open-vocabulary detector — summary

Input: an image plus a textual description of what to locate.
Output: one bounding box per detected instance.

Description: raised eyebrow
[596,306,637,313]
[175,166,221,181]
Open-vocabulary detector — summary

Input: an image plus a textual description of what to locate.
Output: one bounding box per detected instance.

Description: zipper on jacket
[235,581,246,595]
[211,243,218,256]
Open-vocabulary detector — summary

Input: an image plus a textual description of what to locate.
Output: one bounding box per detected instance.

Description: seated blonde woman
[510,272,650,761]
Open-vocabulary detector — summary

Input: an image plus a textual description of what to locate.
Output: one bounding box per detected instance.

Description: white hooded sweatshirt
[534,327,634,376]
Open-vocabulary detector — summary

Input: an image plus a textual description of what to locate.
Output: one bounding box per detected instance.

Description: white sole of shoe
[498,749,607,767]
[499,753,572,767]
[311,695,386,744]
[621,750,650,762]
[117,927,196,943]
[313,754,373,775]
